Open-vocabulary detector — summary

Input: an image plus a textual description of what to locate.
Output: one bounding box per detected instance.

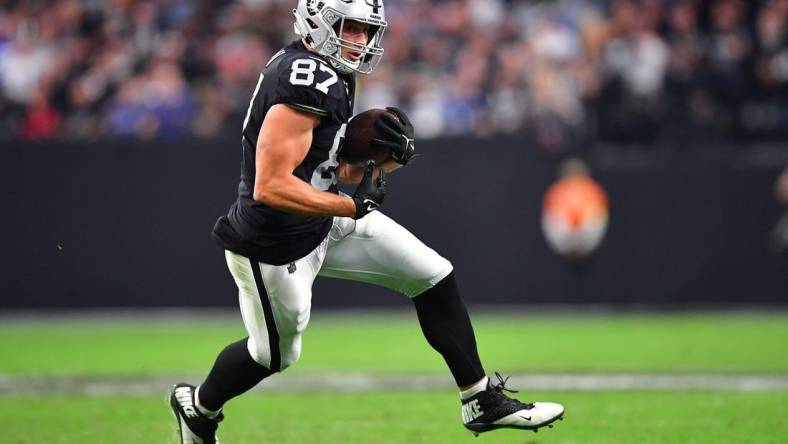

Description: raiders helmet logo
[365,0,381,13]
[306,0,325,16]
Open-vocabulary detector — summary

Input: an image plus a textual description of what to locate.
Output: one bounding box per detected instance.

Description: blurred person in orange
[542,158,609,260]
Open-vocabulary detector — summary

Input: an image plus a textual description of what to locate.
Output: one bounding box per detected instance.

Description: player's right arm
[253,104,358,218]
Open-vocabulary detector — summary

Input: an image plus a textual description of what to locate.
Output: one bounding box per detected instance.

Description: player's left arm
[338,107,414,184]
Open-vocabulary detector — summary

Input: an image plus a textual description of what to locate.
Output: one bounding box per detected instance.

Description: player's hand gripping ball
[340,107,416,165]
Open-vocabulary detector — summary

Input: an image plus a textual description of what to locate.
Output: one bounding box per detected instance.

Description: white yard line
[1,373,787,396]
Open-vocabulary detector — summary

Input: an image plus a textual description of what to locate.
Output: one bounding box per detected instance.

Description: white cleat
[462,373,564,436]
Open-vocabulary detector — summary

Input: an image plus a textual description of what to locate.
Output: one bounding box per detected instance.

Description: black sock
[197,337,273,411]
[412,272,485,387]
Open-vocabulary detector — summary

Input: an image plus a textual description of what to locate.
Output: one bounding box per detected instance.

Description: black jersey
[212,41,355,265]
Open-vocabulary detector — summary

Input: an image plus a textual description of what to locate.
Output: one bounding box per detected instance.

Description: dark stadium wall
[1,137,786,309]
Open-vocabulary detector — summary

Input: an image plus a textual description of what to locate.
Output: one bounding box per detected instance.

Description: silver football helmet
[293,0,387,75]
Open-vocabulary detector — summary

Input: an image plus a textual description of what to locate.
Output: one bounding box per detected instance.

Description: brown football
[340,108,396,165]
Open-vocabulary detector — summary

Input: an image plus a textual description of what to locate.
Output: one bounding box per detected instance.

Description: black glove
[371,106,416,165]
[352,161,386,219]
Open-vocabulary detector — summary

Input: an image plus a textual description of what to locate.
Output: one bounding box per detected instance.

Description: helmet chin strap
[330,55,360,74]
[302,37,361,75]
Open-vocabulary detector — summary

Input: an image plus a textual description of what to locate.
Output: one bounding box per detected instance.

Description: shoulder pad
[268,49,344,118]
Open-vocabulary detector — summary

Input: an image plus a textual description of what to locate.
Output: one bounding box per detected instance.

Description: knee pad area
[277,334,302,370]
[246,337,272,369]
[406,258,454,298]
[247,333,302,372]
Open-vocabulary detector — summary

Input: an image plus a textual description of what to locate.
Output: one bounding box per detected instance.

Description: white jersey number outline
[310,123,346,191]
[289,59,337,94]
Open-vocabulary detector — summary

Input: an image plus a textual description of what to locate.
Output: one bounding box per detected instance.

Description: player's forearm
[254,176,356,217]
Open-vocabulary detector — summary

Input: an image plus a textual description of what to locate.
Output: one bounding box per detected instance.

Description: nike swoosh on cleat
[518,415,532,421]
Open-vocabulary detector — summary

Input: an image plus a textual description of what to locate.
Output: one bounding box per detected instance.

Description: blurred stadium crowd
[1,0,787,149]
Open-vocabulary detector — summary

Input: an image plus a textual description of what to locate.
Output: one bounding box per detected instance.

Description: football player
[169,0,564,442]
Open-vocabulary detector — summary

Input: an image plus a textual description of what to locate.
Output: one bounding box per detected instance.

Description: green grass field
[2,311,787,443]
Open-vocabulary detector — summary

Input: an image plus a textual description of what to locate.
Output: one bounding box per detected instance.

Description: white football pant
[224,211,453,371]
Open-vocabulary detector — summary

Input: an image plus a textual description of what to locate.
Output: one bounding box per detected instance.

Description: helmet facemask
[293,0,387,75]
[324,16,385,74]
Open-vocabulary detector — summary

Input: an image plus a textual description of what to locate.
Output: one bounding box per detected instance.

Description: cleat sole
[465,412,565,436]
